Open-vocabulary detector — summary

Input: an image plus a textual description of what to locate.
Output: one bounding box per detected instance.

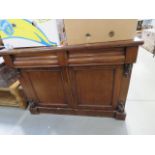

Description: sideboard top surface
[0,38,143,56]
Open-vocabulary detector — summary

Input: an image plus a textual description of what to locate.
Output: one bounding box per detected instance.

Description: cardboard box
[0,19,63,49]
[64,19,137,45]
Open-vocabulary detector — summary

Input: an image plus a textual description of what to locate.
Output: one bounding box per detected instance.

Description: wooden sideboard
[0,39,143,120]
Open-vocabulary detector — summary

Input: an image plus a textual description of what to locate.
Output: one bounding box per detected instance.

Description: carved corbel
[115,102,126,120]
[124,64,132,77]
[116,102,125,113]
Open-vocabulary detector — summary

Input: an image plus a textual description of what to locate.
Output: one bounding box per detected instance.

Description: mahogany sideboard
[0,39,143,120]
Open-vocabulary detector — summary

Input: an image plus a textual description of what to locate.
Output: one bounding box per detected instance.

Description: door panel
[69,66,123,110]
[22,68,68,107]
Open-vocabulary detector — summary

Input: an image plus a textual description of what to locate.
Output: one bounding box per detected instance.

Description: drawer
[67,48,125,66]
[12,52,59,68]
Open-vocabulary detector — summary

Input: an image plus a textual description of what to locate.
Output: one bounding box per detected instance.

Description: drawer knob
[109,31,115,37]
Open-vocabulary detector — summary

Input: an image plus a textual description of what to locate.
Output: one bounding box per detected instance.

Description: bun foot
[29,100,39,114]
[115,102,126,120]
[30,106,39,114]
[115,111,126,120]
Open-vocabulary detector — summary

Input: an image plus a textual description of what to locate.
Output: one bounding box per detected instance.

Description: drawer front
[12,52,59,68]
[10,48,125,68]
[68,48,125,66]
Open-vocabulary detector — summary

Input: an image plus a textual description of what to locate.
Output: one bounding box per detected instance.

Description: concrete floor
[0,47,155,135]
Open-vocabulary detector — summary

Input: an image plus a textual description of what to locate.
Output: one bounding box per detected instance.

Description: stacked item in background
[64,19,137,45]
[0,64,27,108]
[0,19,65,49]
[0,19,138,48]
[0,64,17,87]
[142,29,155,55]
[139,19,155,55]
[0,37,27,108]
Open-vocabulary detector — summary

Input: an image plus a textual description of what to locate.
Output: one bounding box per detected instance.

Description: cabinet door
[20,68,69,108]
[69,65,123,110]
